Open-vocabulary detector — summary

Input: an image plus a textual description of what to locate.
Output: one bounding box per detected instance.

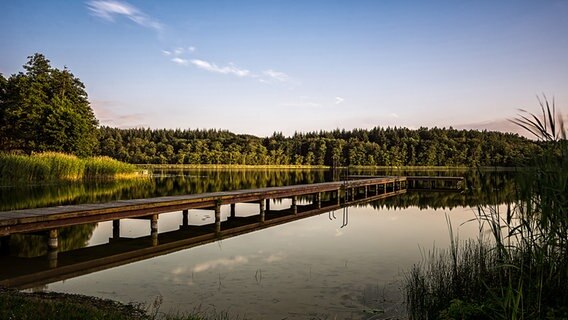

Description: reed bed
[405,98,568,319]
[0,152,140,184]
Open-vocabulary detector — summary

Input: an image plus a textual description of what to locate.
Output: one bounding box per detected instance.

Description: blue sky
[1,1,567,136]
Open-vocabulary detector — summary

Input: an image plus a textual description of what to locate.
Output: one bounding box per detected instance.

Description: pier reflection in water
[0,169,517,319]
[43,203,480,319]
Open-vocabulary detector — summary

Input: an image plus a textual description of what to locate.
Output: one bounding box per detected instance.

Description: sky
[1,0,567,137]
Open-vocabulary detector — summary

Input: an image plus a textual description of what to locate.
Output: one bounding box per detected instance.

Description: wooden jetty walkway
[0,177,412,239]
[0,175,462,289]
[0,190,404,289]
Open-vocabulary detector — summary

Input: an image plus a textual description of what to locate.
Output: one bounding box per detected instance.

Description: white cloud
[263,69,290,82]
[191,59,251,77]
[174,47,184,55]
[161,50,171,56]
[188,46,196,53]
[389,113,400,118]
[171,57,189,66]
[335,97,344,105]
[87,0,163,31]
[192,256,249,273]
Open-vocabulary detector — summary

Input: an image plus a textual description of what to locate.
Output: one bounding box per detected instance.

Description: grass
[0,289,247,320]
[0,287,147,320]
[0,152,142,184]
[404,98,568,319]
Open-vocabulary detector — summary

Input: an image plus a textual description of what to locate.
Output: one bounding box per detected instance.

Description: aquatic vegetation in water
[404,98,568,319]
[0,152,141,184]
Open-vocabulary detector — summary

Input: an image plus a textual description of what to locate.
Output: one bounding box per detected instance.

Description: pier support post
[112,220,120,239]
[364,186,368,198]
[151,214,159,246]
[265,199,271,212]
[314,192,321,208]
[230,203,236,218]
[47,229,59,268]
[291,196,298,214]
[259,200,265,222]
[48,229,58,251]
[182,210,189,227]
[337,189,341,205]
[215,203,221,234]
[48,249,58,269]
[351,188,355,201]
[375,184,380,195]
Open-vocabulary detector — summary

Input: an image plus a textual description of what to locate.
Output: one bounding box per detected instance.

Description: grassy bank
[0,152,142,184]
[404,102,568,319]
[0,288,242,320]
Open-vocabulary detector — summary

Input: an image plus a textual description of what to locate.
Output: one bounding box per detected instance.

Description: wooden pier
[0,189,404,289]
[0,177,409,240]
[0,175,463,288]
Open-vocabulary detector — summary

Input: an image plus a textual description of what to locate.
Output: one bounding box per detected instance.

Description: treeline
[97,126,540,166]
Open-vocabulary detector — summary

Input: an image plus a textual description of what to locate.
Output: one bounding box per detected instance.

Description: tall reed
[405,97,568,319]
[0,152,140,184]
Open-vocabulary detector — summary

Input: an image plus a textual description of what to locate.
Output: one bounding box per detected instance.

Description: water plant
[0,152,140,184]
[404,97,568,319]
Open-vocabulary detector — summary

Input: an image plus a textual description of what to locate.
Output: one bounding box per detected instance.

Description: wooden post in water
[215,203,221,234]
[315,192,322,208]
[337,189,341,205]
[48,229,58,251]
[182,210,189,227]
[47,229,59,268]
[265,199,271,212]
[351,188,355,201]
[112,220,120,239]
[364,186,368,198]
[47,249,58,269]
[259,200,265,222]
[291,196,298,214]
[230,203,236,218]
[151,214,159,246]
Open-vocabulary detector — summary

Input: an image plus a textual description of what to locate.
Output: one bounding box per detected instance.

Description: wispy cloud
[192,256,249,273]
[335,97,344,105]
[389,113,399,118]
[191,59,251,77]
[263,69,290,82]
[87,0,163,31]
[171,57,189,66]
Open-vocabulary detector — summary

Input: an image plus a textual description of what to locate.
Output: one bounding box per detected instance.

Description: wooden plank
[0,177,416,236]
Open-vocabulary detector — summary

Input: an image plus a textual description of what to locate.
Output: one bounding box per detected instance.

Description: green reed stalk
[405,97,568,319]
[0,152,140,184]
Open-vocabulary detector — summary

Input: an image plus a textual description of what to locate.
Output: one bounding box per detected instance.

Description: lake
[0,168,518,319]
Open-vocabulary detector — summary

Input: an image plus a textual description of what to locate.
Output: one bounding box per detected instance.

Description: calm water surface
[1,168,518,319]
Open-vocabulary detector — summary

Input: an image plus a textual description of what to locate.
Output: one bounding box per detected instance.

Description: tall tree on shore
[0,54,99,156]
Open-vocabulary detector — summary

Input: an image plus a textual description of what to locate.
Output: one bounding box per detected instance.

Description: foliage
[0,54,98,156]
[0,288,147,320]
[404,98,568,319]
[0,152,139,184]
[97,126,540,167]
[0,288,248,320]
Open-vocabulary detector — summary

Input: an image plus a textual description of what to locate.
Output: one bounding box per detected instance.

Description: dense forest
[97,126,540,167]
[1,54,543,167]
